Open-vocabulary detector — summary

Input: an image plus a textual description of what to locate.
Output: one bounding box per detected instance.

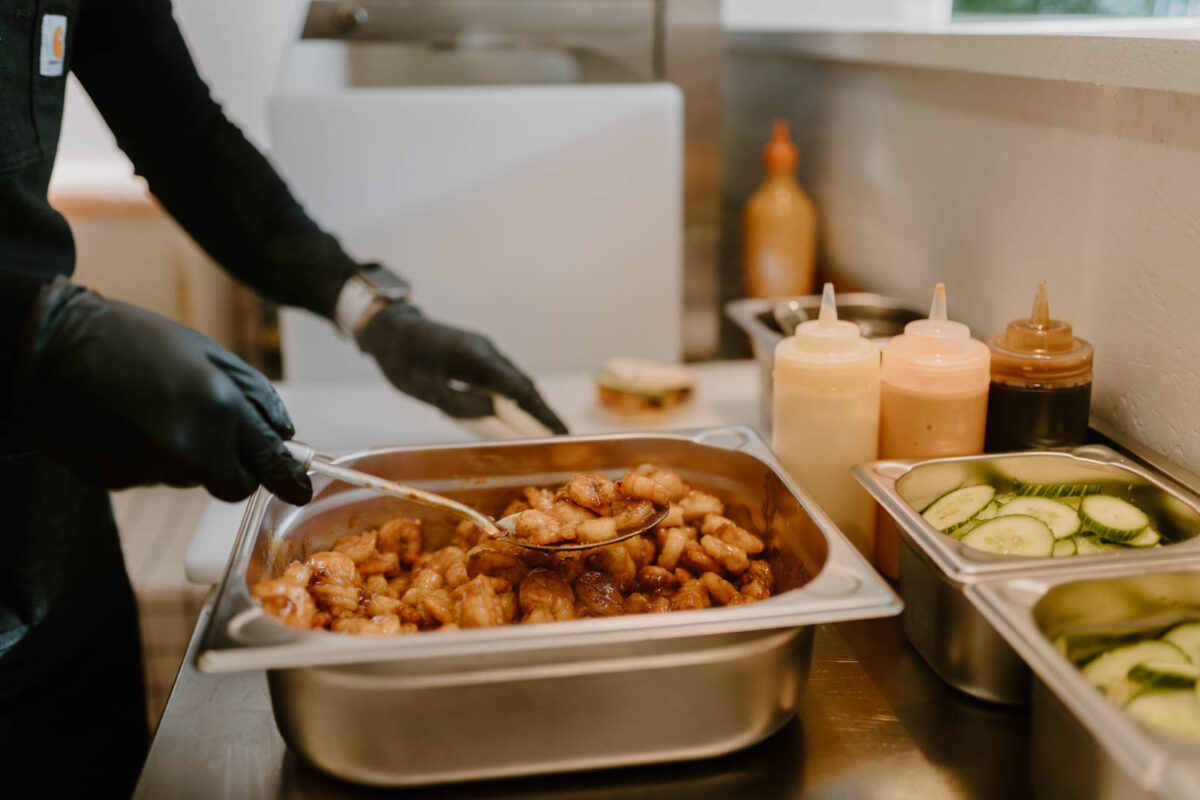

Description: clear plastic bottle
[743,119,818,298]
[985,281,1093,451]
[876,283,990,577]
[773,284,880,559]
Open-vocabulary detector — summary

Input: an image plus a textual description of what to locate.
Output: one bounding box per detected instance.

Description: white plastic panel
[269,62,682,381]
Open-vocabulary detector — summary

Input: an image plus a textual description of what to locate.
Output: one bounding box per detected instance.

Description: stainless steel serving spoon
[284,441,668,552]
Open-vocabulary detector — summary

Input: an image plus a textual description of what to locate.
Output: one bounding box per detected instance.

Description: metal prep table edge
[136,419,1199,799]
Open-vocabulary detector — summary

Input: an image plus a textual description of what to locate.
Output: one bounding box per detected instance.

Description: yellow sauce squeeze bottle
[773,283,880,559]
[876,283,990,578]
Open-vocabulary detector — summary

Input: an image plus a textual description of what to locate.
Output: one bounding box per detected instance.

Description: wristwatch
[334,265,412,335]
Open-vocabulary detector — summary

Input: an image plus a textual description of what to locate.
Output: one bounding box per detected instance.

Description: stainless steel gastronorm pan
[725,293,923,432]
[969,566,1200,800]
[855,445,1200,705]
[197,426,901,786]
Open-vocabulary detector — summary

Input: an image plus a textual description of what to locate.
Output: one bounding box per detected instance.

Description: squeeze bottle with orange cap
[773,283,880,558]
[743,119,817,298]
[984,281,1093,452]
[876,283,991,577]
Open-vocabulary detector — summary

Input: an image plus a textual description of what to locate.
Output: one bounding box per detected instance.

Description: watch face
[360,267,412,301]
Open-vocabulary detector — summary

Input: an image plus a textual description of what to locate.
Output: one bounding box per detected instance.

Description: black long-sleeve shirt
[0,0,361,391]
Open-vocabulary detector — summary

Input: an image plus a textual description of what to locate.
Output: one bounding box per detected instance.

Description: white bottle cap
[774,284,879,393]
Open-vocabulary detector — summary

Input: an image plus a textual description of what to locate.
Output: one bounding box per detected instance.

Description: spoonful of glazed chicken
[283,442,669,552]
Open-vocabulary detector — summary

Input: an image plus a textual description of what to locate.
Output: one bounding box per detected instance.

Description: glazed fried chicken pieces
[505,471,665,547]
[251,465,774,635]
[564,473,619,515]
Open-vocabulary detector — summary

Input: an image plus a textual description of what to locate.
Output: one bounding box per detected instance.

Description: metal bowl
[855,445,1200,704]
[724,294,923,432]
[970,566,1200,800]
[197,427,901,786]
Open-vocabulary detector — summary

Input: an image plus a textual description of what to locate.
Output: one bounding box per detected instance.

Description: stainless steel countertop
[135,594,1031,799]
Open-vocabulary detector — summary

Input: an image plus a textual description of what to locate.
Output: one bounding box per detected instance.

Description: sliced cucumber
[897,462,968,513]
[976,501,1001,521]
[995,457,1107,492]
[1073,534,1124,555]
[923,485,996,533]
[951,520,979,539]
[1081,641,1188,689]
[997,497,1080,539]
[959,515,1055,557]
[994,492,1018,506]
[1080,495,1152,543]
[1017,482,1102,499]
[1105,677,1146,706]
[1129,661,1200,690]
[1057,496,1083,509]
[1163,622,1200,664]
[1125,691,1200,739]
[1052,538,1077,556]
[1052,633,1070,656]
[1127,528,1162,548]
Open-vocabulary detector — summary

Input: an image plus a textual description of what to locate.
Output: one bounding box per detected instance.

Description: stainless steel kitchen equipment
[139,611,1036,799]
[300,0,663,83]
[725,293,923,430]
[197,427,901,786]
[283,440,499,536]
[969,565,1200,800]
[773,297,808,335]
[316,0,724,361]
[855,444,1200,705]
[281,0,725,369]
[273,0,682,382]
[282,440,669,551]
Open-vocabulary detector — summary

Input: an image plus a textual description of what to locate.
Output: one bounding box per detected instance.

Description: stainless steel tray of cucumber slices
[969,566,1200,800]
[855,442,1200,704]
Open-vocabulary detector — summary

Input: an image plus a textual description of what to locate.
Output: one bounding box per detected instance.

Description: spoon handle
[284,441,500,537]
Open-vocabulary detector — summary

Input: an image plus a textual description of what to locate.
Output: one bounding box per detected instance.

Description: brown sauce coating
[251,466,775,635]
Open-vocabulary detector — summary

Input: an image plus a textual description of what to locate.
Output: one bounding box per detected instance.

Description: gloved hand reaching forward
[355,302,568,434]
[10,278,313,505]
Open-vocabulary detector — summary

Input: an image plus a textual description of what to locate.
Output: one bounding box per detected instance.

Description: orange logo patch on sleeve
[40,14,67,77]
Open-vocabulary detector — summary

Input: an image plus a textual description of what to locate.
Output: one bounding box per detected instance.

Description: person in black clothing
[0,1,566,795]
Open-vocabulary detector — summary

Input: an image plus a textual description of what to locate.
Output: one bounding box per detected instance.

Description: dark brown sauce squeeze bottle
[985,281,1093,451]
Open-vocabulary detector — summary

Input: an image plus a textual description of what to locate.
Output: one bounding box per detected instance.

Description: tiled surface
[111,486,211,730]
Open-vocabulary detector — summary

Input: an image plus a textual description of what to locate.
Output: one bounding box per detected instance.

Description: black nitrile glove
[9,279,312,504]
[355,302,568,435]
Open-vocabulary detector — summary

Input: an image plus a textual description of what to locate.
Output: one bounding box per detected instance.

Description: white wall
[168,0,305,147]
[726,37,1200,471]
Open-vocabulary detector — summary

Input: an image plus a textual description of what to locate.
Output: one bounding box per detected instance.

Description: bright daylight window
[953,0,1200,13]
